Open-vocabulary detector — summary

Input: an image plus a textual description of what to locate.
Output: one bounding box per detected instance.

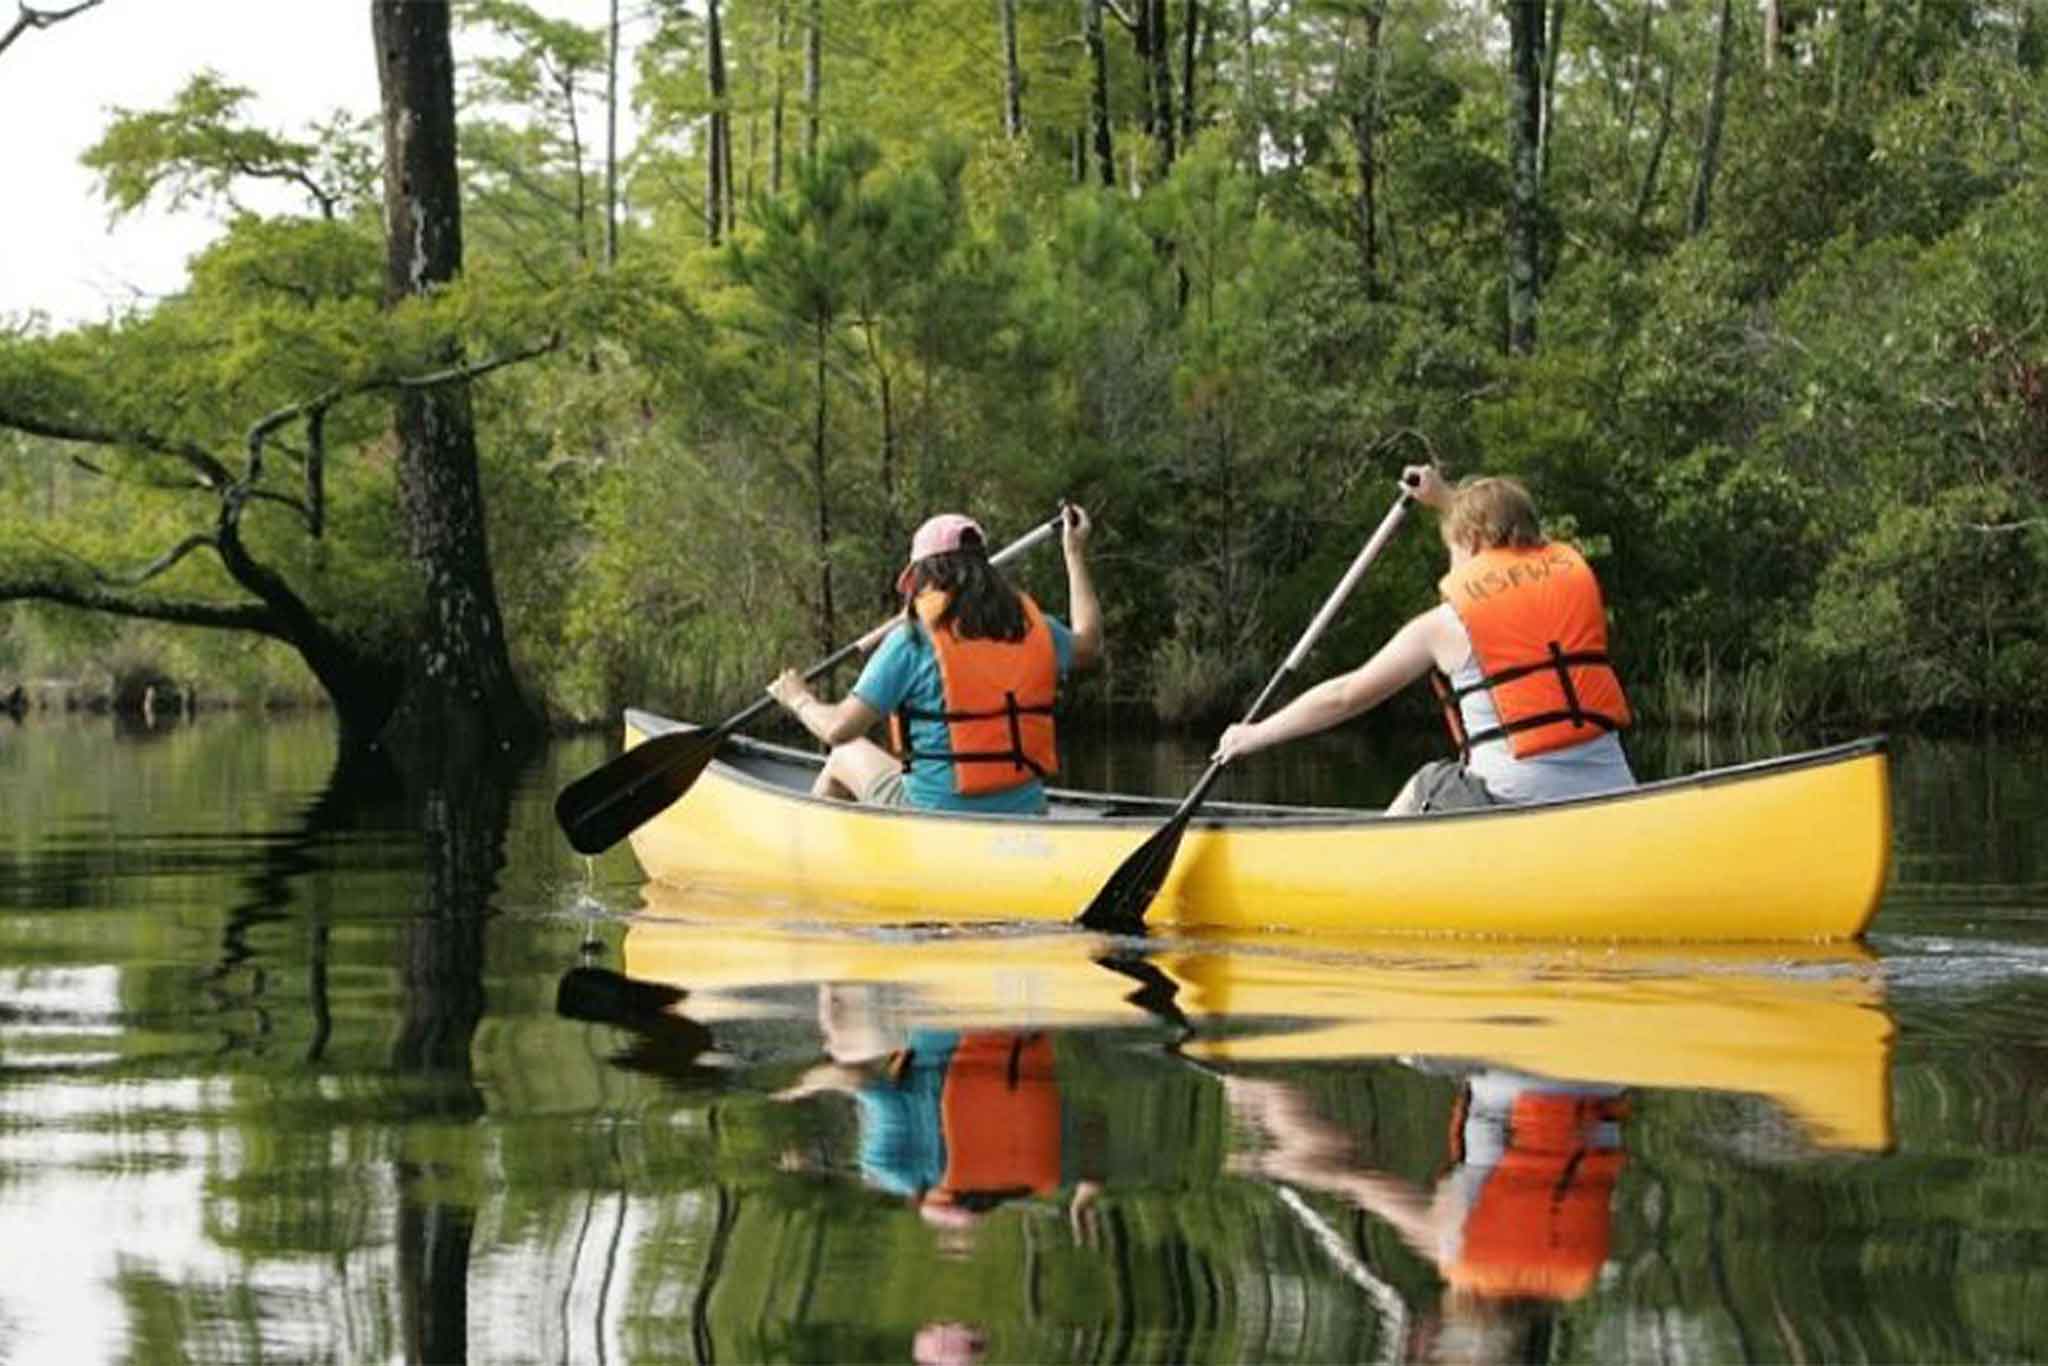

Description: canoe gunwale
[623,708,1888,832]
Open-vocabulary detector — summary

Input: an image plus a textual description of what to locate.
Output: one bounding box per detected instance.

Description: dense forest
[3,0,2045,744]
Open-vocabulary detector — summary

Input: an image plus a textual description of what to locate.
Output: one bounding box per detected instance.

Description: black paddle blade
[1074,815,1190,933]
[553,727,722,856]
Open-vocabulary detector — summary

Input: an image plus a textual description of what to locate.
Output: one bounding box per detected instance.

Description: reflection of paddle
[554,508,1069,855]
[1076,487,1414,933]
[555,965,719,1082]
[556,963,687,1020]
[1091,951,1193,1035]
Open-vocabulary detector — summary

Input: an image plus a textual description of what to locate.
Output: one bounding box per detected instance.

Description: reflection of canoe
[621,889,1895,1152]
[621,710,1892,941]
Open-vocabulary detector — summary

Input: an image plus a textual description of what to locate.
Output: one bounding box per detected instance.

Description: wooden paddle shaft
[1280,493,1412,674]
[1174,494,1414,820]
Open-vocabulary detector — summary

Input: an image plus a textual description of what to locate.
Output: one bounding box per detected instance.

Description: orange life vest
[931,1033,1062,1207]
[1435,543,1631,760]
[1444,1090,1628,1301]
[889,589,1059,797]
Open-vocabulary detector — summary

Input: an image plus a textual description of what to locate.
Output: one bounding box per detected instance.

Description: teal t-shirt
[852,613,1075,815]
[853,1029,959,1197]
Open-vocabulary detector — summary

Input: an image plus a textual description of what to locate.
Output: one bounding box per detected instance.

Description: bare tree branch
[241,333,562,459]
[25,527,228,590]
[64,448,229,496]
[0,571,278,634]
[0,0,105,58]
[301,406,326,537]
[2,333,558,671]
[99,531,221,586]
[236,332,560,533]
[389,333,563,390]
[0,405,236,488]
[227,155,338,219]
[244,487,315,521]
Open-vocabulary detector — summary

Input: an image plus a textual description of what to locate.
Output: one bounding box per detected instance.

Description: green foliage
[1804,487,2047,718]
[457,0,616,275]
[13,0,2048,730]
[81,70,376,221]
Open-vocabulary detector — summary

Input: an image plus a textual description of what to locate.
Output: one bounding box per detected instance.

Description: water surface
[1,714,2044,1363]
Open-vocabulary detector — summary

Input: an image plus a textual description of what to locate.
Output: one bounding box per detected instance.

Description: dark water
[1,713,2045,1364]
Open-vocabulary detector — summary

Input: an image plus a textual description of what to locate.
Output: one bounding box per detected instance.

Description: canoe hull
[620,712,1891,941]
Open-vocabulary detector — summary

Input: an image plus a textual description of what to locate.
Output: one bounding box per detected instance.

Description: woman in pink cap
[766,506,1101,814]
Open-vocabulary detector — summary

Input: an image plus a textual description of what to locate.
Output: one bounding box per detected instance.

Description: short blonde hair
[1441,476,1545,551]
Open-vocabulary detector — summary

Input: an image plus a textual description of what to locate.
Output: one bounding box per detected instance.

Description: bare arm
[1225,1076,1446,1260]
[1062,504,1103,670]
[1213,607,1452,764]
[767,669,883,745]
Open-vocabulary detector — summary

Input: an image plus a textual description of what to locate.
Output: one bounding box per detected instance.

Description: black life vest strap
[1444,640,1623,752]
[1459,709,1622,752]
[899,700,1057,722]
[896,690,1054,777]
[1440,647,1615,701]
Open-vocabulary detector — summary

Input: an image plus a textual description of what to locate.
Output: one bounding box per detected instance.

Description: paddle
[554,507,1070,855]
[1075,485,1415,933]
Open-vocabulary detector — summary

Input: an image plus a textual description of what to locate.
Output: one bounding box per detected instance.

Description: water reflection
[556,891,1898,1361]
[1224,1066,1625,1361]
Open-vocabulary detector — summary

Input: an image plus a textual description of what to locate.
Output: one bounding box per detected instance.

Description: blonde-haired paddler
[1213,466,1635,814]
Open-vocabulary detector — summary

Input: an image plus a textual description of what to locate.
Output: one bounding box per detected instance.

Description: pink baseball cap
[896,513,985,593]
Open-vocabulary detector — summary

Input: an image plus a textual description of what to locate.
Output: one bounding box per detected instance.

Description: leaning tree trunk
[371,1,541,752]
[1506,0,1546,354]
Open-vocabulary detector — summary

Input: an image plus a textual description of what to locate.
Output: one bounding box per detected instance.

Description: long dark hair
[904,530,1029,642]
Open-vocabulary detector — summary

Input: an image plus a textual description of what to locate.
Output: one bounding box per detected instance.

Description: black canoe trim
[621,709,1886,833]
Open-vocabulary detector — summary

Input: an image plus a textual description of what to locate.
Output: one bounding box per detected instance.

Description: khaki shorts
[859,767,911,807]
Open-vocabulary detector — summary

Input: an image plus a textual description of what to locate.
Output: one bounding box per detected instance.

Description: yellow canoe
[620,710,1892,941]
[619,896,1895,1153]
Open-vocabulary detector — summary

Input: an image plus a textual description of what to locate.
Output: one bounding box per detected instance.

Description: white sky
[0,0,638,328]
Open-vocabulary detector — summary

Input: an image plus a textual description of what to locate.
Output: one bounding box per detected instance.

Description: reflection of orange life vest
[1435,544,1631,759]
[1445,1091,1628,1301]
[935,1033,1062,1202]
[889,589,1059,797]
